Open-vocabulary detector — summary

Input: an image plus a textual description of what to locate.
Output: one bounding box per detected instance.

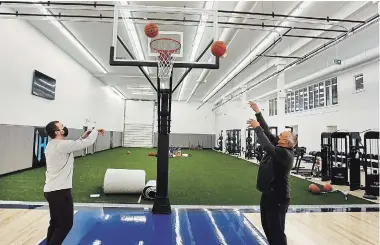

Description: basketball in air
[211,41,226,57]
[144,23,158,38]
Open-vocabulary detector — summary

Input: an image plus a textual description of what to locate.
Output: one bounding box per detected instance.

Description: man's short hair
[45,121,59,139]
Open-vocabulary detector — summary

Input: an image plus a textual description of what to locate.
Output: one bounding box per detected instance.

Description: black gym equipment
[269,126,278,137]
[348,132,362,191]
[214,130,223,151]
[245,128,255,159]
[249,126,277,162]
[285,126,294,132]
[225,130,232,153]
[330,132,350,186]
[363,131,379,199]
[291,147,308,175]
[227,129,241,156]
[320,132,332,181]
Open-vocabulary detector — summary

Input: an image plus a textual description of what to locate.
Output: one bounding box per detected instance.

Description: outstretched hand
[247,118,260,129]
[248,101,260,113]
[97,128,105,136]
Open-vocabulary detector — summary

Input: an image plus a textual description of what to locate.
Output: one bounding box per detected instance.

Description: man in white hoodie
[43,121,104,245]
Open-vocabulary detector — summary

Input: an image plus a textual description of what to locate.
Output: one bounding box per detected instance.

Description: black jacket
[254,112,294,199]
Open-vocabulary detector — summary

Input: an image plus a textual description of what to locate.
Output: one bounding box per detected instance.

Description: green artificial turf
[0,148,372,205]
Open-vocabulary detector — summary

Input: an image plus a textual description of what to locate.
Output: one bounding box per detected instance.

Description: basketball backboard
[110,3,220,69]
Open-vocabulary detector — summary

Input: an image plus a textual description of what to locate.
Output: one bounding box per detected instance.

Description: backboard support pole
[152,68,173,215]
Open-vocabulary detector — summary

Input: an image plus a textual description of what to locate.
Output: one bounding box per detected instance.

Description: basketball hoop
[150,38,181,79]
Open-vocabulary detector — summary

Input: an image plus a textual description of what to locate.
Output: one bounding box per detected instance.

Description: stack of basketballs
[148,152,157,157]
[308,183,333,194]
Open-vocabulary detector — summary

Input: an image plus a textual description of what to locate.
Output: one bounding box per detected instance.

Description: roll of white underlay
[142,180,157,200]
[182,154,188,157]
[103,169,146,194]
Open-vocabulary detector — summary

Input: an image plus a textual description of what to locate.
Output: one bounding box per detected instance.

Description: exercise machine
[320,132,332,181]
[214,130,223,151]
[363,131,379,199]
[269,126,278,137]
[225,130,232,153]
[330,132,350,185]
[348,132,362,191]
[229,129,241,156]
[291,147,308,175]
[245,128,254,159]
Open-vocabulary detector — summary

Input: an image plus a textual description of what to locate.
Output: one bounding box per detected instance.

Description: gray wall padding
[96,131,111,152]
[153,133,216,148]
[113,132,122,148]
[0,125,124,175]
[66,128,86,157]
[0,125,34,175]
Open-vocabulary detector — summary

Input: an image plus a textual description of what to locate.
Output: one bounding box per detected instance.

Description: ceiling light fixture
[35,5,107,74]
[202,1,311,103]
[111,86,127,99]
[119,1,149,75]
[177,1,214,101]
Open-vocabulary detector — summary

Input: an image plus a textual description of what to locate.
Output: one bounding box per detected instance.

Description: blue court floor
[1,202,378,245]
[35,207,268,245]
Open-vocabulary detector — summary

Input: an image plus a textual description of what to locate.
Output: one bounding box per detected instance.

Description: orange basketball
[144,23,158,38]
[211,41,226,57]
[323,183,333,192]
[309,184,320,194]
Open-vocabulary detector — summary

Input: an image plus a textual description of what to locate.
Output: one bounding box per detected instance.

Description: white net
[150,38,181,79]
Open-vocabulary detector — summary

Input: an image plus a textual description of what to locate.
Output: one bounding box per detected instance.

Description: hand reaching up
[248,101,260,113]
[247,119,260,129]
[97,128,105,136]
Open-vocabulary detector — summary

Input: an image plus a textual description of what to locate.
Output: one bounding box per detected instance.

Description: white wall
[152,102,215,134]
[125,100,155,124]
[279,60,379,151]
[215,60,379,152]
[0,19,124,131]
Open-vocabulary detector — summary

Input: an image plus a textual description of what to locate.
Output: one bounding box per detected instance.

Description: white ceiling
[3,1,377,104]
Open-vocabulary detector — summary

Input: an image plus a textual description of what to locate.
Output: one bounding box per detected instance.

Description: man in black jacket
[247,101,297,245]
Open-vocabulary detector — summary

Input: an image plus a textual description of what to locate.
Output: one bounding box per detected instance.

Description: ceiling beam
[214,1,373,106]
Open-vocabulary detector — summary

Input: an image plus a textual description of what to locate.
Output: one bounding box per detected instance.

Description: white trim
[0,200,378,209]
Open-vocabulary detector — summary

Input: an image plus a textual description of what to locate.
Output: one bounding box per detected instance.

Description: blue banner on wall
[33,127,49,167]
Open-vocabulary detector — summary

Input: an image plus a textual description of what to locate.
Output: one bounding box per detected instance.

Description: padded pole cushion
[142,180,157,200]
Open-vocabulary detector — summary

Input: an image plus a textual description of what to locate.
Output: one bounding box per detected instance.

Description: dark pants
[44,189,74,245]
[260,194,290,245]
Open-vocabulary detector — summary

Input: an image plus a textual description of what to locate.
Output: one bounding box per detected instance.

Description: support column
[276,59,286,133]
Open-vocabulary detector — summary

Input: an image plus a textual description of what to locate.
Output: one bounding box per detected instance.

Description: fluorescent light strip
[119,1,148,75]
[36,6,107,74]
[202,1,311,103]
[131,92,154,95]
[178,1,214,101]
[187,1,259,103]
[111,86,127,99]
[126,87,152,90]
